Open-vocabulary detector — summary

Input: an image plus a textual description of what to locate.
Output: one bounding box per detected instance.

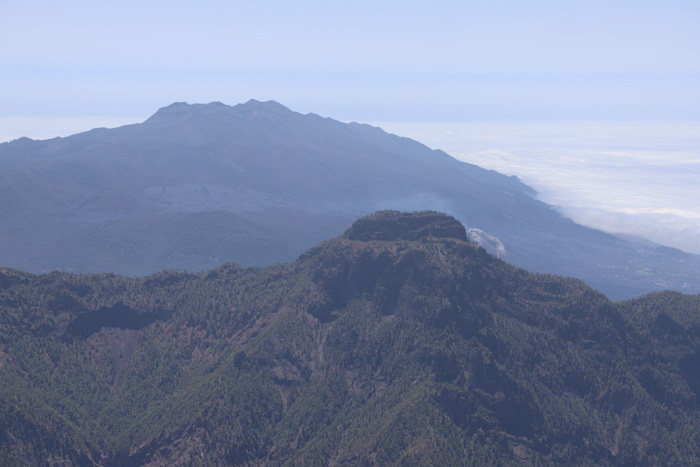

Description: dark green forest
[1,211,700,465]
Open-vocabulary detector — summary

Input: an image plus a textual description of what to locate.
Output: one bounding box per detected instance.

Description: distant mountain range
[0,99,698,299]
[2,211,700,465]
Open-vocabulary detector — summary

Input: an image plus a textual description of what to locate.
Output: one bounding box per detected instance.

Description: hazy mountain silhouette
[0,100,698,299]
[2,212,700,465]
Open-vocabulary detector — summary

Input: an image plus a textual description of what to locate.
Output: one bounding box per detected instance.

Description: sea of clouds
[376,121,700,256]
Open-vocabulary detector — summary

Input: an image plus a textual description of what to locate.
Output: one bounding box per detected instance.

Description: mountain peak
[144,100,293,125]
[344,211,468,242]
[144,101,232,124]
[239,99,291,112]
[233,99,294,118]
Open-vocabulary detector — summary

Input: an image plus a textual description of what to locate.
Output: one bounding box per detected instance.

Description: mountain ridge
[0,100,698,300]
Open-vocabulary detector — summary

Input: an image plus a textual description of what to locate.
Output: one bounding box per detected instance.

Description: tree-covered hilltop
[1,211,700,465]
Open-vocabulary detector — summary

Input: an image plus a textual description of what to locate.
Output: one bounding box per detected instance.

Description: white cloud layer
[376,121,700,255]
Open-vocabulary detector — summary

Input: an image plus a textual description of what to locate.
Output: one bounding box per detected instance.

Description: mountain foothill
[1,211,700,465]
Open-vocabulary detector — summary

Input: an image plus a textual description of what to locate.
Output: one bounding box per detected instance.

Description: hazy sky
[2,0,699,121]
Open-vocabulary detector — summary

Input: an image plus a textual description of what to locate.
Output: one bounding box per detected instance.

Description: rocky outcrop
[344,210,468,242]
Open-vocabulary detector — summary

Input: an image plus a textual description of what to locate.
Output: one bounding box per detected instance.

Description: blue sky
[2,0,699,121]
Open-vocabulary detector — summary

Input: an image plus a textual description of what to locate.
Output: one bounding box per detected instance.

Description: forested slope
[2,211,700,465]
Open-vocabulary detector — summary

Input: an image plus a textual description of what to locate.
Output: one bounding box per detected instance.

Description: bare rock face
[344,210,468,242]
